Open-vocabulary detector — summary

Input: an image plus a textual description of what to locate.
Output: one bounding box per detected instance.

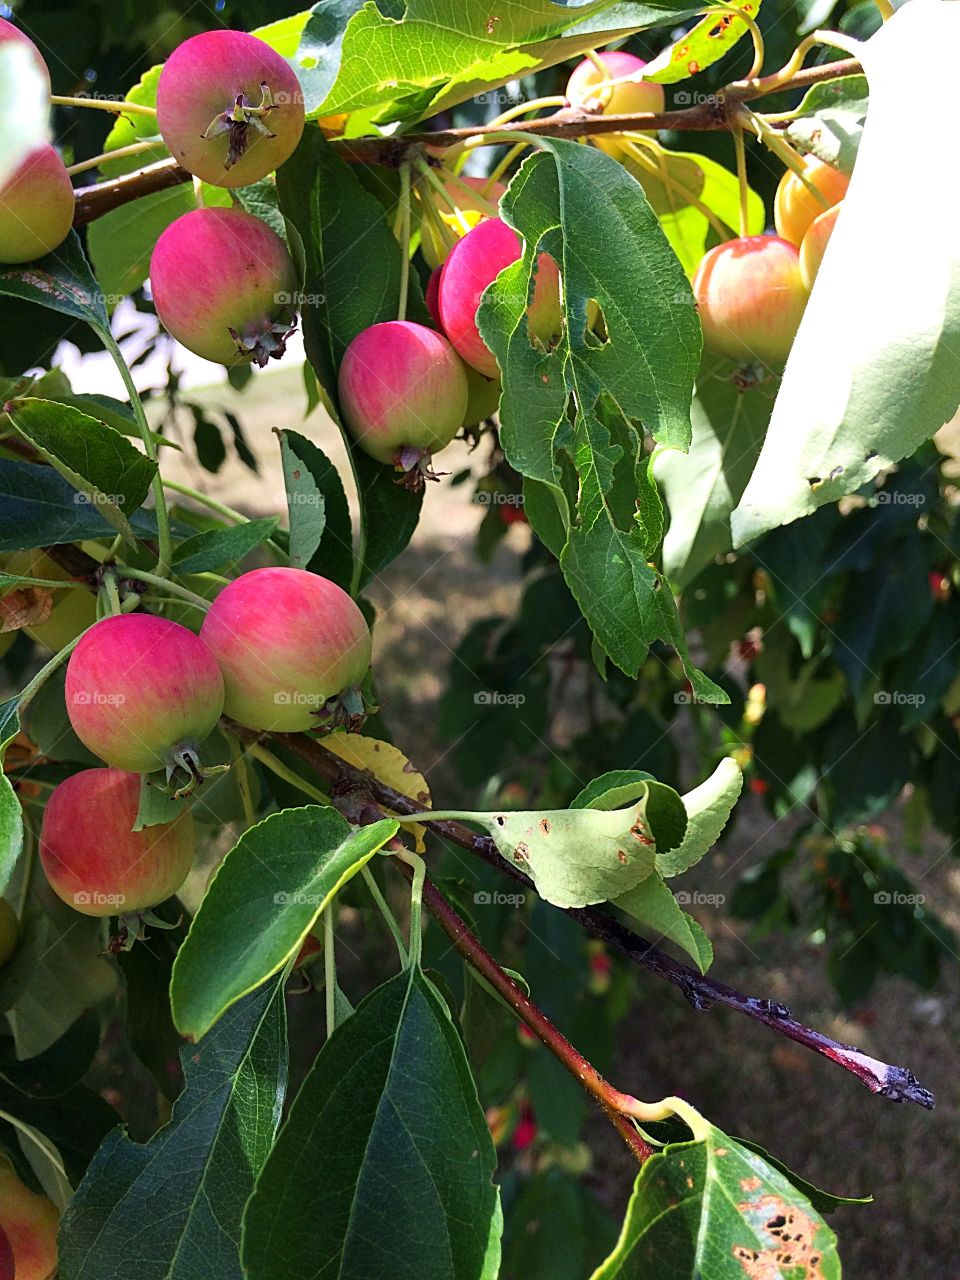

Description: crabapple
[0,144,74,264]
[420,174,507,270]
[156,29,304,188]
[150,207,297,366]
[799,203,841,291]
[199,566,372,733]
[2,549,97,651]
[0,898,17,969]
[438,217,561,378]
[692,235,807,367]
[463,365,500,427]
[0,17,50,91]
[773,156,849,247]
[39,768,195,917]
[338,320,468,475]
[425,265,442,327]
[565,52,664,155]
[64,613,225,779]
[0,1157,58,1280]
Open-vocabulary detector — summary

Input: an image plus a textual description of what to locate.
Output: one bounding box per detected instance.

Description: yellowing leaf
[323,734,432,851]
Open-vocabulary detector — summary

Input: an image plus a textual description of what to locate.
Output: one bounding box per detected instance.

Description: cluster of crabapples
[2,566,371,942]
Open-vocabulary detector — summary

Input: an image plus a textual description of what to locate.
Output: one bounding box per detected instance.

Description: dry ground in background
[157,366,960,1279]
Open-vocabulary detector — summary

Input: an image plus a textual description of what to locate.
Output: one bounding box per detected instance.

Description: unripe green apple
[0,144,74,265]
[2,549,97,651]
[40,768,195,917]
[799,203,841,291]
[0,1155,59,1280]
[692,235,807,367]
[774,156,849,247]
[565,52,664,156]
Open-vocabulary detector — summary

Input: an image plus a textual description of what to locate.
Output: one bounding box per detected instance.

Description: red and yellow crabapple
[200,566,373,733]
[774,155,849,247]
[692,235,807,367]
[438,217,561,378]
[799,202,841,291]
[565,51,664,155]
[64,613,225,780]
[338,320,468,476]
[0,1156,59,1280]
[2,549,97,651]
[0,144,74,264]
[40,768,195,918]
[156,29,304,188]
[150,207,297,366]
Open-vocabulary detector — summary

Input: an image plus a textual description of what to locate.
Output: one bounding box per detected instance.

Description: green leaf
[592,1128,841,1279]
[613,875,713,971]
[88,184,195,303]
[277,429,354,588]
[171,806,398,1040]
[786,74,869,172]
[571,769,654,810]
[242,967,499,1280]
[171,517,279,575]
[731,4,960,547]
[654,357,773,588]
[656,757,743,878]
[0,460,162,550]
[58,979,288,1280]
[459,782,687,908]
[0,231,109,336]
[4,399,157,546]
[288,1,366,114]
[644,0,764,84]
[0,1009,101,1099]
[624,150,765,277]
[317,0,693,124]
[0,683,21,891]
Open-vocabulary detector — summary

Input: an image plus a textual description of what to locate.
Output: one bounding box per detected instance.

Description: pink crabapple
[156,29,304,188]
[0,1156,59,1280]
[438,216,561,379]
[39,768,195,919]
[150,207,298,366]
[64,613,225,783]
[0,17,50,91]
[199,566,373,733]
[0,144,74,264]
[338,320,468,478]
[565,52,664,155]
[692,235,807,367]
[799,202,841,291]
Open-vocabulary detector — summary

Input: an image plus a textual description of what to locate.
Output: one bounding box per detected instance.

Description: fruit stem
[324,906,336,1038]
[740,106,833,208]
[732,29,864,97]
[226,734,257,828]
[50,94,158,117]
[485,141,528,188]
[248,743,329,805]
[360,865,409,964]
[14,630,86,719]
[396,161,412,323]
[65,140,158,177]
[483,95,567,130]
[102,335,173,578]
[117,567,211,610]
[621,1093,713,1142]
[100,572,122,617]
[395,849,426,969]
[732,125,750,239]
[620,136,734,240]
[412,155,474,233]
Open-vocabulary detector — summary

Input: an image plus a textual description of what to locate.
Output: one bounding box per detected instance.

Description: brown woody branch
[72,57,862,226]
[266,729,934,1112]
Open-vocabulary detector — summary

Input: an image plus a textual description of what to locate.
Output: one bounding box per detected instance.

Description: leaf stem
[396,850,426,969]
[361,864,409,964]
[324,906,336,1038]
[396,162,412,323]
[117,567,211,610]
[620,136,734,240]
[65,140,157,177]
[247,743,329,805]
[483,95,567,130]
[51,94,157,117]
[732,125,749,239]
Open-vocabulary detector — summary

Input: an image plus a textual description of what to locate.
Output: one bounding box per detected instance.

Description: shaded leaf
[171,518,279,575]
